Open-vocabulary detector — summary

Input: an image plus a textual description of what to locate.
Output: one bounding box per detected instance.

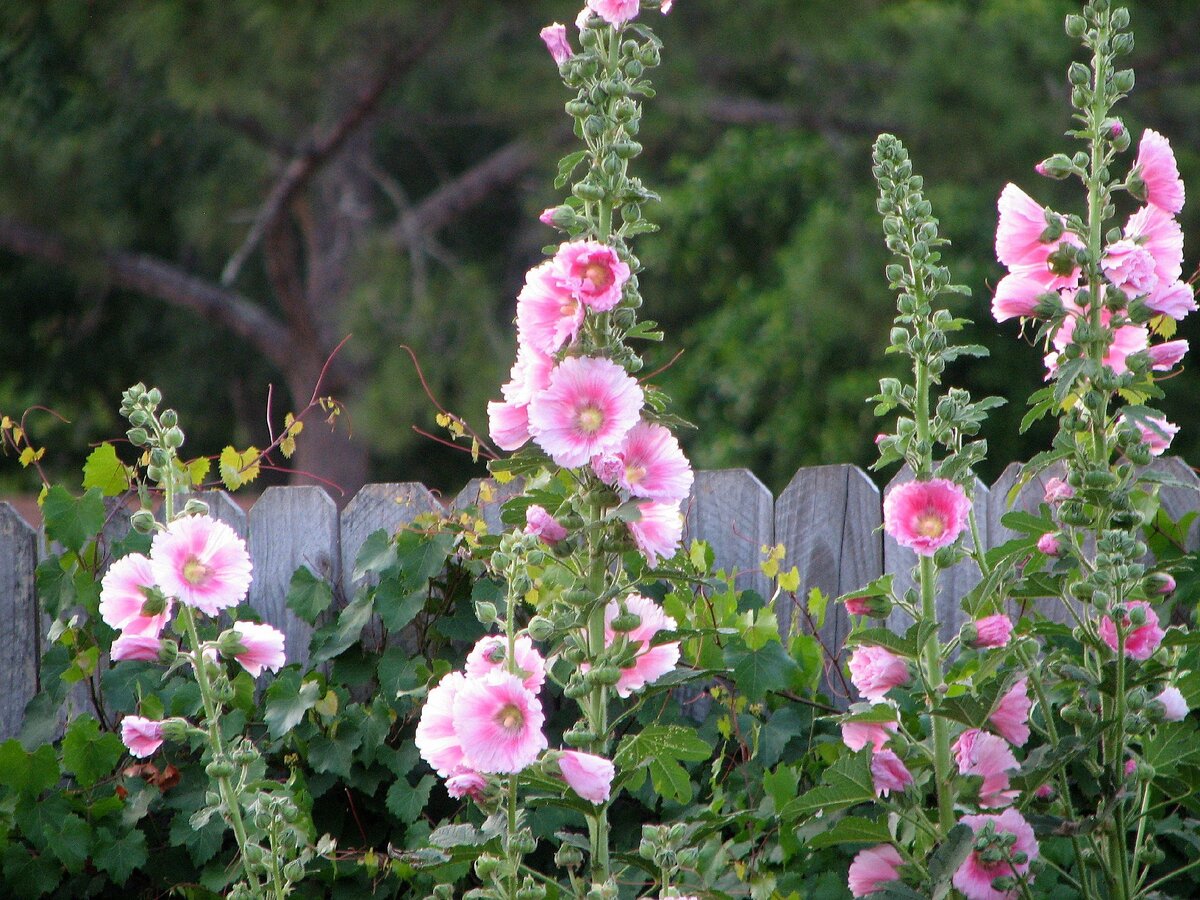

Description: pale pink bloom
[1126,204,1184,289]
[415,672,469,777]
[973,615,1013,649]
[841,719,898,752]
[539,207,557,226]
[516,261,586,355]
[604,593,680,696]
[991,267,1053,322]
[445,768,488,800]
[539,23,573,66]
[995,184,1064,268]
[1136,129,1186,215]
[1050,303,1148,376]
[1036,533,1062,557]
[883,478,971,557]
[99,553,172,637]
[120,715,165,758]
[488,400,533,451]
[848,646,910,702]
[576,6,593,30]
[1135,415,1180,457]
[586,0,640,26]
[559,750,615,803]
[1099,600,1165,660]
[503,344,556,405]
[149,515,252,617]
[1149,339,1189,371]
[990,679,1031,747]
[627,499,683,566]
[954,728,1019,808]
[451,671,547,774]
[870,749,913,797]
[1043,477,1073,503]
[953,809,1039,900]
[527,356,643,468]
[1145,280,1197,319]
[848,844,902,898]
[464,635,546,692]
[227,621,286,677]
[525,505,568,544]
[552,240,631,312]
[661,0,674,10]
[1102,238,1159,298]
[607,421,694,502]
[1156,686,1189,722]
[111,633,164,662]
[591,453,624,484]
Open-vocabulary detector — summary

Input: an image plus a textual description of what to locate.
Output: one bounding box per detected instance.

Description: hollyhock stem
[584,532,611,883]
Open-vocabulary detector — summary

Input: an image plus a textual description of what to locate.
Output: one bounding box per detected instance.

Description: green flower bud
[573,181,606,202]
[1111,68,1135,93]
[555,844,584,869]
[511,831,537,855]
[1112,32,1134,57]
[164,427,185,449]
[130,508,157,534]
[474,601,498,625]
[126,426,149,446]
[1037,153,1075,179]
[206,758,237,779]
[609,612,642,633]
[586,665,623,687]
[526,615,554,641]
[474,855,502,879]
[282,860,306,884]
[563,678,590,700]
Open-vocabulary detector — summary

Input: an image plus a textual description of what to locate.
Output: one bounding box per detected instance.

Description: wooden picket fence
[1,458,1197,739]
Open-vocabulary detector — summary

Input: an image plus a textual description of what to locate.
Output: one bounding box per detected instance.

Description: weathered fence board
[0,503,38,741]
[683,469,774,602]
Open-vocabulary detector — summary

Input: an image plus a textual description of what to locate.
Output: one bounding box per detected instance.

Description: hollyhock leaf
[727,641,798,701]
[648,756,693,803]
[781,751,875,820]
[375,575,427,633]
[807,815,893,850]
[927,823,974,900]
[92,826,148,885]
[309,594,374,665]
[42,485,105,553]
[763,765,799,811]
[844,628,915,659]
[50,812,91,874]
[1142,720,1200,775]
[169,808,225,867]
[263,669,320,739]
[1,844,61,898]
[0,739,59,796]
[614,724,710,770]
[82,443,131,496]
[555,150,588,189]
[352,529,394,581]
[286,566,334,625]
[429,824,484,849]
[387,774,435,824]
[62,715,123,788]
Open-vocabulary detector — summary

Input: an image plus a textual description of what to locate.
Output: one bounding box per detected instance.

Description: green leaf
[263,669,321,739]
[82,442,131,496]
[429,824,484,849]
[928,824,974,900]
[387,774,435,824]
[807,815,893,850]
[62,715,123,787]
[392,529,456,589]
[554,150,588,189]
[1142,720,1200,776]
[286,566,334,625]
[0,739,60,796]
[308,726,364,779]
[170,807,227,867]
[614,724,710,802]
[50,813,91,874]
[42,485,105,553]
[308,594,374,665]
[844,627,915,659]
[93,826,148,885]
[1,844,61,898]
[726,641,799,702]
[375,574,427,633]
[352,529,394,581]
[781,751,875,820]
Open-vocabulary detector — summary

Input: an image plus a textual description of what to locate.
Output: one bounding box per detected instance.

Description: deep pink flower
[586,0,640,26]
[1126,204,1184,292]
[464,635,546,692]
[603,593,680,696]
[527,356,643,468]
[1145,281,1197,319]
[848,844,903,898]
[111,633,165,662]
[1034,783,1056,800]
[845,597,871,616]
[516,261,586,355]
[841,718,898,752]
[991,267,1053,322]
[627,499,683,566]
[954,728,1019,808]
[1156,686,1188,722]
[603,421,694,502]
[848,646,910,702]
[995,184,1065,269]
[452,672,547,774]
[1149,340,1188,371]
[99,553,172,637]
[871,749,913,797]
[226,621,286,677]
[1049,302,1148,376]
[1136,129,1185,215]
[149,515,252,617]
[1099,600,1165,660]
[445,768,488,801]
[990,679,1031,747]
[415,672,469,777]
[1133,415,1180,457]
[552,240,631,312]
[1103,238,1159,298]
[539,23,573,66]
[1036,533,1062,557]
[953,809,1039,900]
[525,505,568,544]
[559,750,615,803]
[883,478,971,557]
[121,715,165,758]
[972,615,1013,649]
[1043,477,1073,503]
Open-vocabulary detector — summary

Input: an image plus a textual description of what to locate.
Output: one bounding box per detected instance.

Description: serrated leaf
[1,844,61,897]
[280,412,302,459]
[62,715,123,787]
[726,641,798,702]
[352,529,394,581]
[928,824,974,899]
[42,485,105,553]
[429,824,484,849]
[218,445,261,490]
[93,826,148,885]
[781,751,875,820]
[263,669,320,739]
[0,739,60,796]
[554,150,588,189]
[49,812,91,873]
[286,567,334,625]
[308,594,374,664]
[387,774,435,823]
[82,443,130,496]
[187,456,211,486]
[807,815,893,849]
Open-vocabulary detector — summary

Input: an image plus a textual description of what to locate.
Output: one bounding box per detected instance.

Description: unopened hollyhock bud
[1147,572,1177,596]
[445,769,489,801]
[968,614,1013,649]
[1034,783,1056,800]
[558,750,615,803]
[1148,339,1188,371]
[844,595,892,618]
[121,715,165,758]
[525,505,568,544]
[870,749,913,797]
[1036,532,1062,557]
[1043,477,1074,503]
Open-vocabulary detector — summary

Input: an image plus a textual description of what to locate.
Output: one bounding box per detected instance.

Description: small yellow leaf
[0,416,10,430]
[778,566,800,593]
[188,457,211,486]
[478,480,495,503]
[493,469,514,485]
[435,412,451,428]
[18,446,36,467]
[36,484,48,506]
[11,426,23,444]
[219,446,262,491]
[314,690,339,718]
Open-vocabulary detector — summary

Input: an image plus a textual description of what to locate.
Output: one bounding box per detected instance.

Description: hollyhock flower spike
[604,593,680,696]
[848,844,903,898]
[883,477,971,557]
[627,499,683,566]
[539,23,573,66]
[415,671,469,778]
[465,634,547,692]
[558,750,615,803]
[953,809,1039,900]
[525,505,568,544]
[121,715,166,758]
[111,633,167,662]
[451,671,547,774]
[149,514,252,617]
[842,718,898,752]
[552,240,631,312]
[1136,129,1186,215]
[99,553,172,637]
[870,749,913,797]
[989,678,1031,747]
[1099,600,1165,660]
[848,646,910,702]
[587,0,640,26]
[1155,686,1189,722]
[225,622,286,678]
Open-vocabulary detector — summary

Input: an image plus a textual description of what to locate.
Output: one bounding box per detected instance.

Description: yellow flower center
[577,405,604,435]
[182,556,210,585]
[625,463,646,486]
[914,512,945,539]
[583,262,612,288]
[497,703,524,731]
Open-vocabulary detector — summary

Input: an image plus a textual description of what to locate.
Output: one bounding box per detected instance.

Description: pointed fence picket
[3,457,1198,739]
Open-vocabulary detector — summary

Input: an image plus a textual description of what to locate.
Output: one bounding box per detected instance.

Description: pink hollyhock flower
[1050,302,1148,376]
[883,478,971,557]
[848,844,903,898]
[488,400,533,451]
[111,633,165,662]
[990,678,1031,747]
[586,0,640,26]
[1043,477,1073,503]
[953,809,1039,900]
[848,646,910,702]
[1126,204,1184,290]
[991,267,1054,322]
[452,672,547,774]
[121,715,165,758]
[1034,783,1056,800]
[841,718,898,752]
[661,0,674,10]
[1156,686,1189,722]
[954,728,1019,808]
[99,553,172,637]
[1103,238,1159,298]
[1149,339,1189,371]
[844,597,870,616]
[1136,129,1186,215]
[603,593,680,696]
[489,345,556,451]
[539,23,573,66]
[972,614,1013,649]
[871,749,913,797]
[525,505,568,544]
[465,635,546,692]
[1145,280,1197,319]
[559,750,615,803]
[226,621,286,677]
[516,261,586,355]
[1133,415,1180,457]
[628,499,683,566]
[1125,757,1139,778]
[1100,600,1165,660]
[606,421,694,502]
[1036,533,1062,557]
[149,515,252,617]
[552,240,631,312]
[995,184,1068,269]
[527,356,643,468]
[445,768,488,800]
[416,672,469,777]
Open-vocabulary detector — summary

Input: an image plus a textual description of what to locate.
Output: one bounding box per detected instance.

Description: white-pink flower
[1036,532,1062,557]
[627,499,683,566]
[995,184,1066,269]
[451,672,547,774]
[120,715,165,758]
[1043,477,1074,503]
[848,646,910,702]
[883,478,971,557]
[602,421,694,503]
[551,240,631,312]
[415,672,469,777]
[604,593,680,696]
[1149,339,1189,371]
[990,678,1031,747]
[848,844,902,897]
[1126,204,1184,296]
[527,356,643,468]
[226,621,286,677]
[445,768,488,801]
[586,0,640,26]
[558,750,615,803]
[464,635,546,692]
[1136,129,1185,215]
[1102,238,1159,298]
[1145,280,1197,319]
[1122,413,1179,457]
[149,515,252,616]
[111,633,165,662]
[99,553,172,637]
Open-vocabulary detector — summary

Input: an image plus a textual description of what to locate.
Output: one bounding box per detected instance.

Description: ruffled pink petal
[1137,129,1186,215]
